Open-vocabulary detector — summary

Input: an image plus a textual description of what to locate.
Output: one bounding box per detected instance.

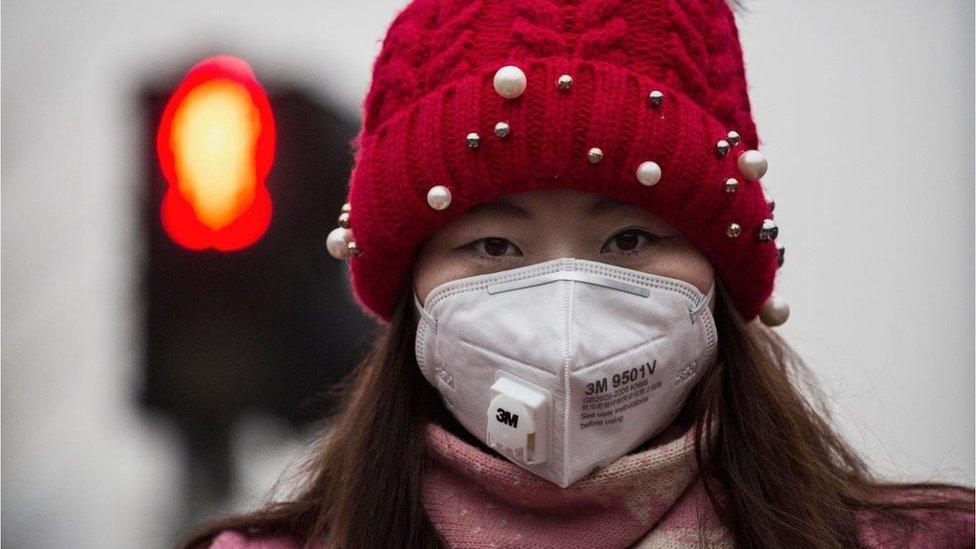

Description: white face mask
[414,258,717,488]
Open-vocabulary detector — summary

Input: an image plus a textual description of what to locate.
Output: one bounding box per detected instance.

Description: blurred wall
[2,1,972,548]
[738,1,975,485]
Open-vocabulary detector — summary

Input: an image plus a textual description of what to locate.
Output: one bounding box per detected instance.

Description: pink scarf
[421,421,731,548]
[210,422,973,548]
[420,422,975,549]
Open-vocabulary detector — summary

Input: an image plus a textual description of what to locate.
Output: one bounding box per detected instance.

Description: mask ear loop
[414,291,436,325]
[689,280,716,323]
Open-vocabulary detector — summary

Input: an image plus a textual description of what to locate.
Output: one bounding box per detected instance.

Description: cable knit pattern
[345,0,777,322]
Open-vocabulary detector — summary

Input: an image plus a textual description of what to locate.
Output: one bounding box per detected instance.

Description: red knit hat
[326,0,787,326]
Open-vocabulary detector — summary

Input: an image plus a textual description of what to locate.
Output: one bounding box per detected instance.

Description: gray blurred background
[2,1,973,548]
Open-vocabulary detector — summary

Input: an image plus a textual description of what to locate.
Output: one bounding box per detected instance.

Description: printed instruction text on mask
[580,360,660,429]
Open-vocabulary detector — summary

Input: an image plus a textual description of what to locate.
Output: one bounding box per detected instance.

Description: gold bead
[346,241,362,257]
[648,90,664,107]
[726,131,741,146]
[726,222,742,238]
[557,74,573,90]
[588,147,604,164]
[341,202,351,213]
[758,219,779,242]
[723,178,739,194]
[715,140,731,158]
[337,212,351,229]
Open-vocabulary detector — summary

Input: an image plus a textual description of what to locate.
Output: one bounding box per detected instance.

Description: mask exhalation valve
[486,375,549,465]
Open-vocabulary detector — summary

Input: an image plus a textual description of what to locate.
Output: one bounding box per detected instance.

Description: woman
[185,0,974,546]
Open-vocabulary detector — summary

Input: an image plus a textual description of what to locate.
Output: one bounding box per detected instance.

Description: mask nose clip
[487,269,650,297]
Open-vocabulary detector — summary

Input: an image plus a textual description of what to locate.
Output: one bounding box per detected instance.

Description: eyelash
[458,228,662,260]
[459,237,522,259]
[601,228,661,257]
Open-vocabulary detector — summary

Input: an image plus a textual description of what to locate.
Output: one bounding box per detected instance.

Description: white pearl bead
[427,185,452,210]
[635,161,662,186]
[326,227,353,259]
[759,294,790,326]
[737,149,768,181]
[493,65,527,99]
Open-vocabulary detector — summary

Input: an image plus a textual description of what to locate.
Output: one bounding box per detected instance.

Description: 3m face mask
[414,257,718,488]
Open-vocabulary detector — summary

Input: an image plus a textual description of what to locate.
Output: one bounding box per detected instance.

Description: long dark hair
[182,284,973,548]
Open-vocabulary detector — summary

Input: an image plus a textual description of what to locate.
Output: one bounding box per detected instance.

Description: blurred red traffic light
[156,56,275,251]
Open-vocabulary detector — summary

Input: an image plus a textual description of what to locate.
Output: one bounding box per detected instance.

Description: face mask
[414,257,717,488]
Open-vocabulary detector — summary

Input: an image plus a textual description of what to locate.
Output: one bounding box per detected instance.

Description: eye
[601,228,660,255]
[464,237,522,259]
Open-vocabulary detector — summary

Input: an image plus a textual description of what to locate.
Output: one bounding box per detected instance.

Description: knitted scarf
[421,420,731,549]
[209,422,973,548]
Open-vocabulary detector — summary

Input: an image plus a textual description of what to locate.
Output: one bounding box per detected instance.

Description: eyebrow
[466,198,531,219]
[587,196,629,217]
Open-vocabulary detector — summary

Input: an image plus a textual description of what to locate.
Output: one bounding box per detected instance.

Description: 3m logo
[495,408,519,428]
